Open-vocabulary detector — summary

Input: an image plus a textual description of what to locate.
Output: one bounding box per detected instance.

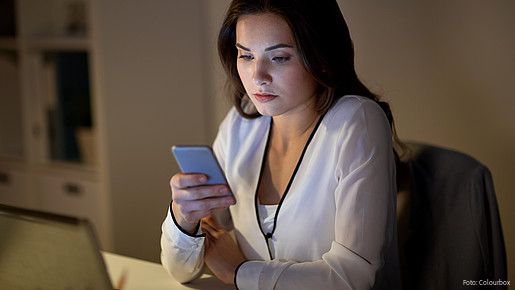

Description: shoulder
[324,95,389,134]
[328,96,394,177]
[327,95,385,122]
[326,95,392,158]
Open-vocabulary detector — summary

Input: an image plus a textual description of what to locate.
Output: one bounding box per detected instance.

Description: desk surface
[102,252,228,290]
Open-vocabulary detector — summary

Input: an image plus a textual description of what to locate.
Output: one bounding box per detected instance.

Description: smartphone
[171,145,229,187]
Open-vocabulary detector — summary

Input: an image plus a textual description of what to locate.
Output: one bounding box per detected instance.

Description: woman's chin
[255,107,278,117]
[251,102,281,117]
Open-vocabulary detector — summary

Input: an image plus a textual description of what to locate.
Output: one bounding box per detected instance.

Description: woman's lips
[253,93,277,103]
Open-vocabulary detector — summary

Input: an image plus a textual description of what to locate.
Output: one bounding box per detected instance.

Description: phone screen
[171,146,228,186]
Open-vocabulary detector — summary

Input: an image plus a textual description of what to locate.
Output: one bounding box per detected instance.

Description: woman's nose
[252,61,272,86]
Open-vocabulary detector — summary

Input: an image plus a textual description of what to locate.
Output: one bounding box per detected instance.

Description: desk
[102,252,228,290]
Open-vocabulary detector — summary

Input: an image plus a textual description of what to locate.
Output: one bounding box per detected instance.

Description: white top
[257,202,278,256]
[161,95,401,289]
[257,203,278,235]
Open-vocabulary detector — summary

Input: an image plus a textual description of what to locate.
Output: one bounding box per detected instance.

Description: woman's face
[235,13,318,118]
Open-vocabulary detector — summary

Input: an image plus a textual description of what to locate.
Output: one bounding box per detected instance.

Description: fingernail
[199,176,207,183]
[220,187,229,194]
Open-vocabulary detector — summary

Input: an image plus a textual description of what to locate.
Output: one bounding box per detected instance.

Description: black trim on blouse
[234,260,247,289]
[253,112,327,260]
[169,201,205,238]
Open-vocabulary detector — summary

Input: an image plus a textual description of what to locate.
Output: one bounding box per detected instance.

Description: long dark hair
[218,0,404,159]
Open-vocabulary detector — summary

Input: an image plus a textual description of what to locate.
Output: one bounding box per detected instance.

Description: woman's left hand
[201,216,246,285]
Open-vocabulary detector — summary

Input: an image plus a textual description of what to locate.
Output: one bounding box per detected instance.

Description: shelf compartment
[26,37,90,51]
[0,38,18,50]
[0,50,24,159]
[32,51,95,165]
[18,0,89,39]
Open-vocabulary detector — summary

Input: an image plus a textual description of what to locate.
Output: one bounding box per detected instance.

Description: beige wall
[204,0,232,140]
[206,0,515,282]
[93,0,208,261]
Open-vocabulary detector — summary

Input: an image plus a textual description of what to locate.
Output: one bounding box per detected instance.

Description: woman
[161,0,401,288]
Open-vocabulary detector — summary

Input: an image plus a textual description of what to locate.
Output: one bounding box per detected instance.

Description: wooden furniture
[0,0,208,259]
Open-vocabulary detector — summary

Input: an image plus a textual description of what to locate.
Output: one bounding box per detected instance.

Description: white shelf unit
[1,0,210,261]
[0,0,111,248]
[25,37,90,51]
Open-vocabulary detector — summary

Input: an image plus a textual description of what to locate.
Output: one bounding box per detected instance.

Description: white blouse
[160,95,401,289]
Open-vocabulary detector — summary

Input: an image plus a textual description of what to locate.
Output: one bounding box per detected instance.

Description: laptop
[0,204,113,290]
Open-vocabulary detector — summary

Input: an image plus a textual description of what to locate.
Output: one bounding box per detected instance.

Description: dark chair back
[396,143,507,289]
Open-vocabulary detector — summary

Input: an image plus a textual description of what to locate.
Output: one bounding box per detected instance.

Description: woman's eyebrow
[235,43,293,52]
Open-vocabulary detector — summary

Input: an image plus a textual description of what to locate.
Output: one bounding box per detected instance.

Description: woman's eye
[238,54,254,61]
[272,56,290,63]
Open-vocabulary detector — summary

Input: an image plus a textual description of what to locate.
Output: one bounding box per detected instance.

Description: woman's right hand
[170,173,235,234]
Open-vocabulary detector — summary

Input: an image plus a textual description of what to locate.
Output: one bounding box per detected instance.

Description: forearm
[235,242,378,290]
